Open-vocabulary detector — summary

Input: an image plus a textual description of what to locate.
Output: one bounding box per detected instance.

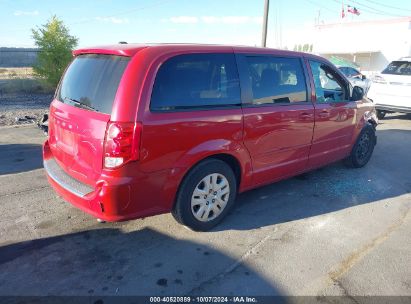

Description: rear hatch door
[48,54,130,185]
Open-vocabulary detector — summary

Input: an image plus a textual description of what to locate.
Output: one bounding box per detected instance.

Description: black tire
[344,125,376,168]
[172,159,237,231]
[377,110,386,120]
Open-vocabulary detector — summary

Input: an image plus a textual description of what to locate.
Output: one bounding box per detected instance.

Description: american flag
[347,5,361,16]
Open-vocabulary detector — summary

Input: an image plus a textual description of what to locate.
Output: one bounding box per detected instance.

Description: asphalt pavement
[0,115,410,299]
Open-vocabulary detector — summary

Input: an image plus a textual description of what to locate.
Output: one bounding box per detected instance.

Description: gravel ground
[0,116,410,298]
[0,93,52,126]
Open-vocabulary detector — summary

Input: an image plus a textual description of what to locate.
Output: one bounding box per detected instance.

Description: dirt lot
[0,67,35,79]
[0,93,52,126]
[0,114,410,299]
[0,67,54,126]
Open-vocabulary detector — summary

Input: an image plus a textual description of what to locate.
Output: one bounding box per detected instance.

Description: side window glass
[339,67,349,77]
[244,56,308,105]
[150,53,241,111]
[309,61,347,103]
[347,67,360,78]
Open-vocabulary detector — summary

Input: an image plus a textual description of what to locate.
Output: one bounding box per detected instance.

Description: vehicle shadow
[0,143,43,175]
[0,228,282,297]
[215,127,411,231]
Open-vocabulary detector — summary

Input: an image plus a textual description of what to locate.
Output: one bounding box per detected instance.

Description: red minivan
[43,44,377,231]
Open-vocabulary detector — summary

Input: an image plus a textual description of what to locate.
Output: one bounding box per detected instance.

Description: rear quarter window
[57,54,130,114]
[150,53,241,111]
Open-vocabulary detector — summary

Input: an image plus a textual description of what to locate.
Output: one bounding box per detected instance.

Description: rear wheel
[172,159,237,231]
[377,110,386,120]
[345,125,376,168]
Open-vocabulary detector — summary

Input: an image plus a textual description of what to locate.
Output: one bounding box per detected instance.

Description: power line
[347,0,407,17]
[304,0,339,14]
[363,0,411,12]
[69,0,172,26]
[330,0,407,17]
[2,0,173,34]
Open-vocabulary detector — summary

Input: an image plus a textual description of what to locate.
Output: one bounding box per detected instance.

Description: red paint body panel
[242,104,315,186]
[134,46,253,194]
[48,100,110,185]
[44,139,172,220]
[43,44,376,222]
[302,56,359,169]
[307,101,357,169]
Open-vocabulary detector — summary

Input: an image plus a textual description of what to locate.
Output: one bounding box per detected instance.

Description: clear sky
[1,0,410,49]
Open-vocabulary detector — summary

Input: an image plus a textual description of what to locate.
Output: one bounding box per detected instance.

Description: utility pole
[261,0,269,47]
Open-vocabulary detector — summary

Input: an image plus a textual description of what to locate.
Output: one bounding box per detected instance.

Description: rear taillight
[103,121,142,169]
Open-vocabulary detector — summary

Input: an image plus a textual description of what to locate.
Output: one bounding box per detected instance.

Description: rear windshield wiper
[63,97,98,112]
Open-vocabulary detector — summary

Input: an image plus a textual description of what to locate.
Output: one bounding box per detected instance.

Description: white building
[312,17,411,74]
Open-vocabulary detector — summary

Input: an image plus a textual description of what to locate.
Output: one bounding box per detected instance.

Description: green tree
[32,16,78,87]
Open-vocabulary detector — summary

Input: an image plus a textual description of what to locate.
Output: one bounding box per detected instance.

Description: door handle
[299,112,313,120]
[318,110,330,118]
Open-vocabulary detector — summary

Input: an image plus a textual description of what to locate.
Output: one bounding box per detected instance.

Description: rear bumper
[43,140,171,221]
[367,87,411,114]
[44,158,94,198]
[45,174,130,221]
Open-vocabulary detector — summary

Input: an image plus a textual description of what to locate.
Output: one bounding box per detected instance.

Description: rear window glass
[245,56,307,104]
[57,54,129,114]
[382,61,411,75]
[150,53,241,111]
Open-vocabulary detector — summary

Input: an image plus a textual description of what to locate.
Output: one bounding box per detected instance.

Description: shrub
[31,15,78,87]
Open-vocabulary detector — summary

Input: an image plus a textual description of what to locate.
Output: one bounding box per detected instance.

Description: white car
[367,57,411,119]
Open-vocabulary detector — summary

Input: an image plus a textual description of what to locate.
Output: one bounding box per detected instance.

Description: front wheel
[172,159,237,231]
[345,125,376,168]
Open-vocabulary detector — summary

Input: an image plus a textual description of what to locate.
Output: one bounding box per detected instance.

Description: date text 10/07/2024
[149,296,258,303]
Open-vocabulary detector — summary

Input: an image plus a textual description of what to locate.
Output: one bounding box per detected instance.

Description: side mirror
[351,86,364,101]
[361,74,366,80]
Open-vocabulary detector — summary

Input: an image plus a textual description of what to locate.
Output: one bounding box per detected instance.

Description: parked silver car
[338,66,371,94]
